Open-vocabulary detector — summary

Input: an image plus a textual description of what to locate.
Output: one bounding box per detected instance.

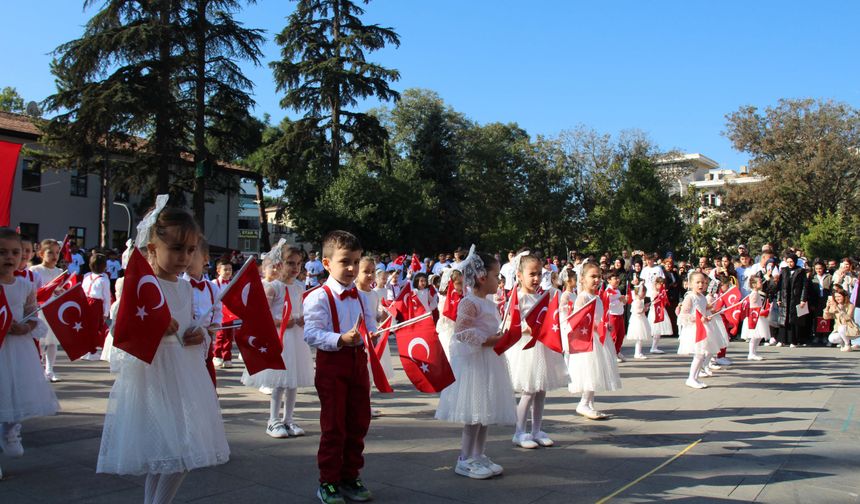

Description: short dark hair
[322,230,362,259]
[216,256,233,267]
[90,253,107,274]
[0,227,21,243]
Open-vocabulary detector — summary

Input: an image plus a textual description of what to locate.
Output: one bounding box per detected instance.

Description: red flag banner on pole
[695,308,708,343]
[523,291,563,353]
[566,297,597,354]
[0,141,23,226]
[374,315,393,359]
[113,249,172,364]
[395,303,455,393]
[357,315,393,393]
[59,235,73,264]
[494,287,522,355]
[410,253,422,273]
[40,284,97,361]
[441,283,461,321]
[37,271,70,304]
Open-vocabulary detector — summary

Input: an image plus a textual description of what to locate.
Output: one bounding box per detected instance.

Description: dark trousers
[315,347,371,484]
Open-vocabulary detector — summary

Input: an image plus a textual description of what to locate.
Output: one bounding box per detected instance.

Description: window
[238,218,259,230]
[68,227,86,249]
[18,223,38,243]
[21,159,41,191]
[111,230,128,250]
[70,169,88,197]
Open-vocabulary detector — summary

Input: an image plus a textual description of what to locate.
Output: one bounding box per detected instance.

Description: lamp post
[113,202,132,241]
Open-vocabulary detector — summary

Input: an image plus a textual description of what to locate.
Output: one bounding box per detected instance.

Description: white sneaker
[650,348,665,354]
[532,431,554,447]
[475,454,503,476]
[221,360,233,369]
[259,386,273,395]
[708,362,722,370]
[715,357,732,366]
[1,423,23,457]
[287,423,305,437]
[775,342,783,347]
[840,345,852,352]
[789,344,797,348]
[266,422,289,438]
[371,408,383,418]
[685,379,708,389]
[617,353,626,362]
[45,371,61,383]
[747,354,764,361]
[454,458,493,479]
[701,366,714,377]
[213,357,224,367]
[633,353,647,359]
[511,432,539,449]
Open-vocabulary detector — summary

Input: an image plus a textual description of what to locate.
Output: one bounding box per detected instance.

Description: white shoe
[454,458,493,479]
[1,423,23,457]
[371,408,383,418]
[715,357,732,366]
[747,354,764,361]
[45,371,61,383]
[532,431,554,447]
[287,423,306,437]
[266,422,289,438]
[840,345,852,352]
[775,342,783,347]
[708,362,722,370]
[576,405,607,420]
[475,454,503,476]
[259,386,273,395]
[633,353,647,360]
[789,344,797,348]
[221,360,233,369]
[617,353,626,362]
[512,432,539,449]
[213,357,224,367]
[685,379,708,389]
[650,348,665,354]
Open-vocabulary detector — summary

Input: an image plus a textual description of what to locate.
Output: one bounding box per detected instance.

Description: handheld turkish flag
[357,315,393,393]
[747,306,760,330]
[653,288,668,323]
[441,283,461,321]
[395,303,455,393]
[374,315,393,359]
[220,260,285,375]
[389,282,414,319]
[410,253,422,273]
[63,272,80,290]
[494,287,522,355]
[718,286,742,310]
[393,255,406,267]
[523,291,564,353]
[278,289,292,344]
[37,271,70,304]
[759,298,771,318]
[0,286,12,349]
[695,308,708,343]
[567,297,597,354]
[59,234,73,264]
[113,249,172,364]
[41,284,96,361]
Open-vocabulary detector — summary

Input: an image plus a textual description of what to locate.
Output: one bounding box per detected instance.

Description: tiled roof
[0,111,41,138]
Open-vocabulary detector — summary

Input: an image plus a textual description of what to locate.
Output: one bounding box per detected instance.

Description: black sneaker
[317,483,346,504]
[339,478,373,501]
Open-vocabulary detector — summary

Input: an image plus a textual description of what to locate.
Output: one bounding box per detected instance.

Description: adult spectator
[499,251,516,293]
[431,253,450,275]
[776,254,809,347]
[663,256,681,337]
[809,260,833,345]
[832,258,856,293]
[304,250,324,288]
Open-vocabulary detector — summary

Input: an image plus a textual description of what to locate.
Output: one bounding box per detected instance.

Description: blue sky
[2,1,859,170]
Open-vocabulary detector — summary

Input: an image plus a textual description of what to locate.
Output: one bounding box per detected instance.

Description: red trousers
[213,327,235,361]
[87,298,108,350]
[609,314,625,354]
[717,347,727,358]
[315,346,371,484]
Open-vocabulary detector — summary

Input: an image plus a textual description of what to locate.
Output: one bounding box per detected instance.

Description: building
[653,153,720,196]
[1,110,260,252]
[264,204,311,251]
[237,179,261,254]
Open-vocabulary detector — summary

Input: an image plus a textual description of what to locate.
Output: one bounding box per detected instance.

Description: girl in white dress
[626,286,652,359]
[559,268,577,353]
[30,239,65,382]
[0,228,58,479]
[740,276,769,360]
[412,272,439,314]
[97,205,229,504]
[357,257,394,418]
[436,250,515,480]
[677,272,721,389]
[647,277,672,354]
[506,255,567,448]
[569,262,622,420]
[437,269,464,360]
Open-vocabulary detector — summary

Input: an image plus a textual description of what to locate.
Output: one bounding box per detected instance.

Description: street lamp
[113,201,132,239]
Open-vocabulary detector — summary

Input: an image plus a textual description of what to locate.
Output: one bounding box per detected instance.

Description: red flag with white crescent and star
[389,281,415,319]
[220,260,285,375]
[40,284,97,361]
[357,315,393,393]
[653,287,668,323]
[695,308,708,343]
[493,286,522,355]
[62,272,80,291]
[394,301,454,393]
[522,291,564,353]
[59,234,73,264]
[113,248,172,364]
[441,283,461,321]
[0,285,12,349]
[410,253,422,273]
[37,271,70,304]
[567,297,597,354]
[278,288,292,344]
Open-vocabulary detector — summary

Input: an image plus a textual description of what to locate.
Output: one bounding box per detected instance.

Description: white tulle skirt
[649,306,673,336]
[370,333,395,381]
[567,333,622,394]
[0,335,59,422]
[677,323,722,356]
[505,335,568,393]
[241,326,314,389]
[97,339,230,475]
[436,345,516,425]
[710,318,730,348]
[436,315,455,361]
[625,314,652,342]
[741,319,770,341]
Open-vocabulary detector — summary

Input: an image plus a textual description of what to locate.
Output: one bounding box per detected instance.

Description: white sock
[579,391,594,409]
[151,472,186,504]
[283,388,297,424]
[269,387,285,424]
[144,473,160,504]
[472,424,488,459]
[45,344,58,374]
[651,335,661,351]
[515,392,535,435]
[460,424,480,460]
[689,355,704,381]
[531,391,546,435]
[635,341,643,355]
[748,340,757,357]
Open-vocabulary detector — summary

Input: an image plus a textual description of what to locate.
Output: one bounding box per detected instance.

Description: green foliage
[0,87,25,113]
[799,211,860,260]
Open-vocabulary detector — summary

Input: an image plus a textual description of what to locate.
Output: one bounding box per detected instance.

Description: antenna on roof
[25,101,41,117]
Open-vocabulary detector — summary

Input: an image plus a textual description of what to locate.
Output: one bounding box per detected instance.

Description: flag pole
[21,283,77,322]
[373,312,433,336]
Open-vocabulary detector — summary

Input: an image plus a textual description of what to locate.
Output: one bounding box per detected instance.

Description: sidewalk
[1,341,858,503]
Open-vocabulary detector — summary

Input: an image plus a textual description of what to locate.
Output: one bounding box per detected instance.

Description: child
[677,272,721,389]
[212,257,237,368]
[357,257,394,417]
[30,239,65,382]
[626,286,652,359]
[569,262,622,419]
[436,268,464,361]
[97,206,229,503]
[303,231,378,504]
[708,275,734,368]
[0,228,58,478]
[412,272,439,314]
[824,285,859,351]
[81,253,111,361]
[181,238,219,386]
[559,268,577,352]
[647,277,672,354]
[436,249,515,479]
[741,276,769,360]
[16,238,42,289]
[106,250,122,296]
[385,269,404,303]
[605,271,627,362]
[507,255,567,448]
[372,269,387,300]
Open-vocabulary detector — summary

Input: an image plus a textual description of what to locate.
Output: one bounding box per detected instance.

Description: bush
[799,211,859,260]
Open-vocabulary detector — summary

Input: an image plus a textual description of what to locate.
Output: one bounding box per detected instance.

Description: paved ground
[1,339,858,504]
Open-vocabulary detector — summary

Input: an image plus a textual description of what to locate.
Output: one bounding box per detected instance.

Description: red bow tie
[13,270,27,277]
[340,287,359,300]
[190,278,207,291]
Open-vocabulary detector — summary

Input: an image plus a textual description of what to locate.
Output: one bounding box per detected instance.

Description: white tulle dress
[505,290,568,393]
[361,287,394,380]
[740,291,770,341]
[567,293,622,393]
[436,293,455,361]
[30,264,64,346]
[435,294,516,425]
[97,277,229,475]
[625,298,652,343]
[0,278,59,422]
[677,292,722,356]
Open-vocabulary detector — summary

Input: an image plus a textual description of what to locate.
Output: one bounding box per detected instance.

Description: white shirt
[68,252,86,275]
[305,259,324,287]
[607,288,625,315]
[640,265,665,296]
[181,272,220,326]
[432,261,449,276]
[106,259,122,280]
[500,261,516,290]
[540,267,554,291]
[303,276,377,352]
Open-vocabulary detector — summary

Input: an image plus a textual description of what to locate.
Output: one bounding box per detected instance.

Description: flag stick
[21,284,79,322]
[711,294,751,317]
[373,312,433,336]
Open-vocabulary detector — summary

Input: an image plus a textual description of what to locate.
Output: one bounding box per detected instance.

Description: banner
[0,141,23,226]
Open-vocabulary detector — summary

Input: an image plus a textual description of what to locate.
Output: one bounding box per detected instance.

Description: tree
[0,87,25,113]
[271,0,401,172]
[799,211,860,261]
[724,99,860,246]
